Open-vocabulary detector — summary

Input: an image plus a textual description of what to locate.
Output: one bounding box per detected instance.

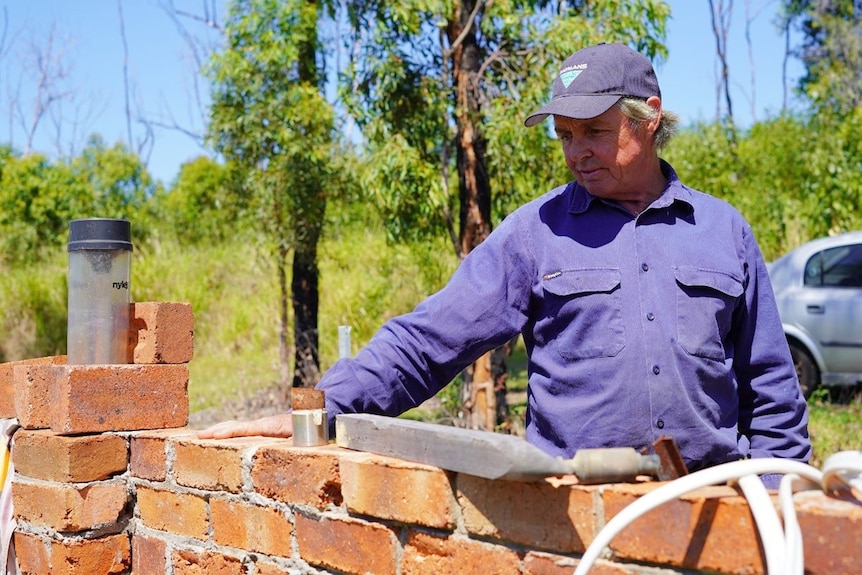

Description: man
[200,43,811,482]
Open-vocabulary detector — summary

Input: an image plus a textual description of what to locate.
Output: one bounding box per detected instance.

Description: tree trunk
[291,240,321,388]
[291,0,324,390]
[448,0,509,431]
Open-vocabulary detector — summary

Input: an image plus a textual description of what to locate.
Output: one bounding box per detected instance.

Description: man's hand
[196,413,294,439]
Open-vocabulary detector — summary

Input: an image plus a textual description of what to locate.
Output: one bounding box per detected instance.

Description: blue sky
[1,0,802,186]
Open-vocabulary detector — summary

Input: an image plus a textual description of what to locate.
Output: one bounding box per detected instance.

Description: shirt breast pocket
[542,269,625,360]
[674,266,744,361]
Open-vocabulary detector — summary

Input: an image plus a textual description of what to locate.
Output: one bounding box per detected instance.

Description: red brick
[524,551,638,575]
[13,429,127,482]
[401,529,521,575]
[210,498,293,556]
[253,560,291,575]
[796,490,862,575]
[13,531,51,575]
[13,363,58,429]
[1,356,65,422]
[12,479,128,531]
[136,486,208,540]
[130,436,168,481]
[130,302,194,364]
[295,513,397,575]
[251,443,342,508]
[172,549,244,575]
[130,428,201,481]
[174,437,265,492]
[132,533,167,575]
[50,364,188,434]
[458,474,597,553]
[340,451,456,529]
[13,531,129,575]
[603,483,764,574]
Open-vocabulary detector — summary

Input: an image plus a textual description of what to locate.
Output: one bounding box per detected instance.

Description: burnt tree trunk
[291,239,321,388]
[291,0,324,390]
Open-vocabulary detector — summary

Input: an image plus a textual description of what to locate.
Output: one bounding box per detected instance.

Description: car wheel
[788,341,819,399]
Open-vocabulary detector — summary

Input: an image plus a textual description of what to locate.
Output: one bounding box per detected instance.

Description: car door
[799,242,862,378]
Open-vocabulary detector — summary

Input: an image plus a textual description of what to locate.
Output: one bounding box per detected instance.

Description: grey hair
[618,97,680,150]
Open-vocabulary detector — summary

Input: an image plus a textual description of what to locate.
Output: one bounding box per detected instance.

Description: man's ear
[646,96,662,132]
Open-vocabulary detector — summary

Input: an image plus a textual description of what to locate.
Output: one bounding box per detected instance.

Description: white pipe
[778,473,813,575]
[573,458,825,575]
[737,473,786,574]
[821,450,862,497]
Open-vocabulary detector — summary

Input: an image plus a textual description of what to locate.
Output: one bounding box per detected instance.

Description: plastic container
[66,218,133,364]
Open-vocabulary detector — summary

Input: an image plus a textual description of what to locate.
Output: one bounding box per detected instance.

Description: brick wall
[1,302,859,575]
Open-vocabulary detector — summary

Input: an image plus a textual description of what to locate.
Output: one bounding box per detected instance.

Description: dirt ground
[187,384,291,430]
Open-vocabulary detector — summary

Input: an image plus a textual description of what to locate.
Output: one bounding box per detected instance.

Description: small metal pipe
[292,409,329,447]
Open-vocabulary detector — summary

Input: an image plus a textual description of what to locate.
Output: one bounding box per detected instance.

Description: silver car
[767,231,862,398]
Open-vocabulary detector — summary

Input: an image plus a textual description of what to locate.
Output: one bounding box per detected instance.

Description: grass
[807,387,862,469]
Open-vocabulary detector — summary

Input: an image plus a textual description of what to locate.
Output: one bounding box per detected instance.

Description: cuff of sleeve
[759,473,782,490]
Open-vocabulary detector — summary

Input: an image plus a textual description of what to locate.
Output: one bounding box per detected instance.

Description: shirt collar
[567,159,695,216]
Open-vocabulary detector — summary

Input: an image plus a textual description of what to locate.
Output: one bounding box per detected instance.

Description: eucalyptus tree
[339,0,670,429]
[781,0,862,116]
[207,0,339,390]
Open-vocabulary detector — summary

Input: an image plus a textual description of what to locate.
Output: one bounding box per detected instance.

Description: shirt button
[647,312,655,321]
[641,263,649,272]
[652,365,660,375]
[656,419,665,429]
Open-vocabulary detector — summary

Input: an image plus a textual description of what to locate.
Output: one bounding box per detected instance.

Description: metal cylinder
[292,409,329,447]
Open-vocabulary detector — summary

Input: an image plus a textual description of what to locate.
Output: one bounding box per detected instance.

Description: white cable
[777,473,816,575]
[736,473,786,574]
[572,458,826,575]
[821,450,862,498]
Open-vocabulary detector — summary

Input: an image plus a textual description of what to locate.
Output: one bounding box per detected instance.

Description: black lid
[68,218,133,252]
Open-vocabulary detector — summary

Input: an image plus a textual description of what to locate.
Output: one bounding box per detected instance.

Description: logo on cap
[560,69,583,88]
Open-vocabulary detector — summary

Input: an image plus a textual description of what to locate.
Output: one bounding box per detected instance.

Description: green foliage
[208,0,342,385]
[0,137,157,265]
[781,0,862,115]
[664,109,862,262]
[0,253,67,362]
[208,0,338,242]
[357,130,452,243]
[807,390,862,468]
[130,236,284,411]
[341,0,673,245]
[153,156,248,244]
[71,135,158,218]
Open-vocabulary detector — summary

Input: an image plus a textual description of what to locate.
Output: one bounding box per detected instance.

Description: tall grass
[806,388,862,469]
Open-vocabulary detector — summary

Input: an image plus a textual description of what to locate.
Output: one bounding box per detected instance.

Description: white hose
[572,454,862,575]
[736,473,785,574]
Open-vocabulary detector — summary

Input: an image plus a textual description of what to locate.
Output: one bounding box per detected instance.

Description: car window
[804,243,862,287]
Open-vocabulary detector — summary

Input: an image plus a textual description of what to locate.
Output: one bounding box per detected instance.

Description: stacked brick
[1,302,860,575]
[1,302,193,575]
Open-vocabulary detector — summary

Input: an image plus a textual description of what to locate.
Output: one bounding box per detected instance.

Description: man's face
[553,102,659,202]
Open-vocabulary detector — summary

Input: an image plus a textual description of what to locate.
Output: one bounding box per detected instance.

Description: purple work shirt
[318,161,811,472]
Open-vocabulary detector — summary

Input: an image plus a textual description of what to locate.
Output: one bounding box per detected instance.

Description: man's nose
[565,137,590,161]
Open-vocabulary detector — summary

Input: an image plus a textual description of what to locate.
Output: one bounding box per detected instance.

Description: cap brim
[524,94,622,127]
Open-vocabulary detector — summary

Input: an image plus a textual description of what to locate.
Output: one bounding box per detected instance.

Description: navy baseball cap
[524,43,661,127]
